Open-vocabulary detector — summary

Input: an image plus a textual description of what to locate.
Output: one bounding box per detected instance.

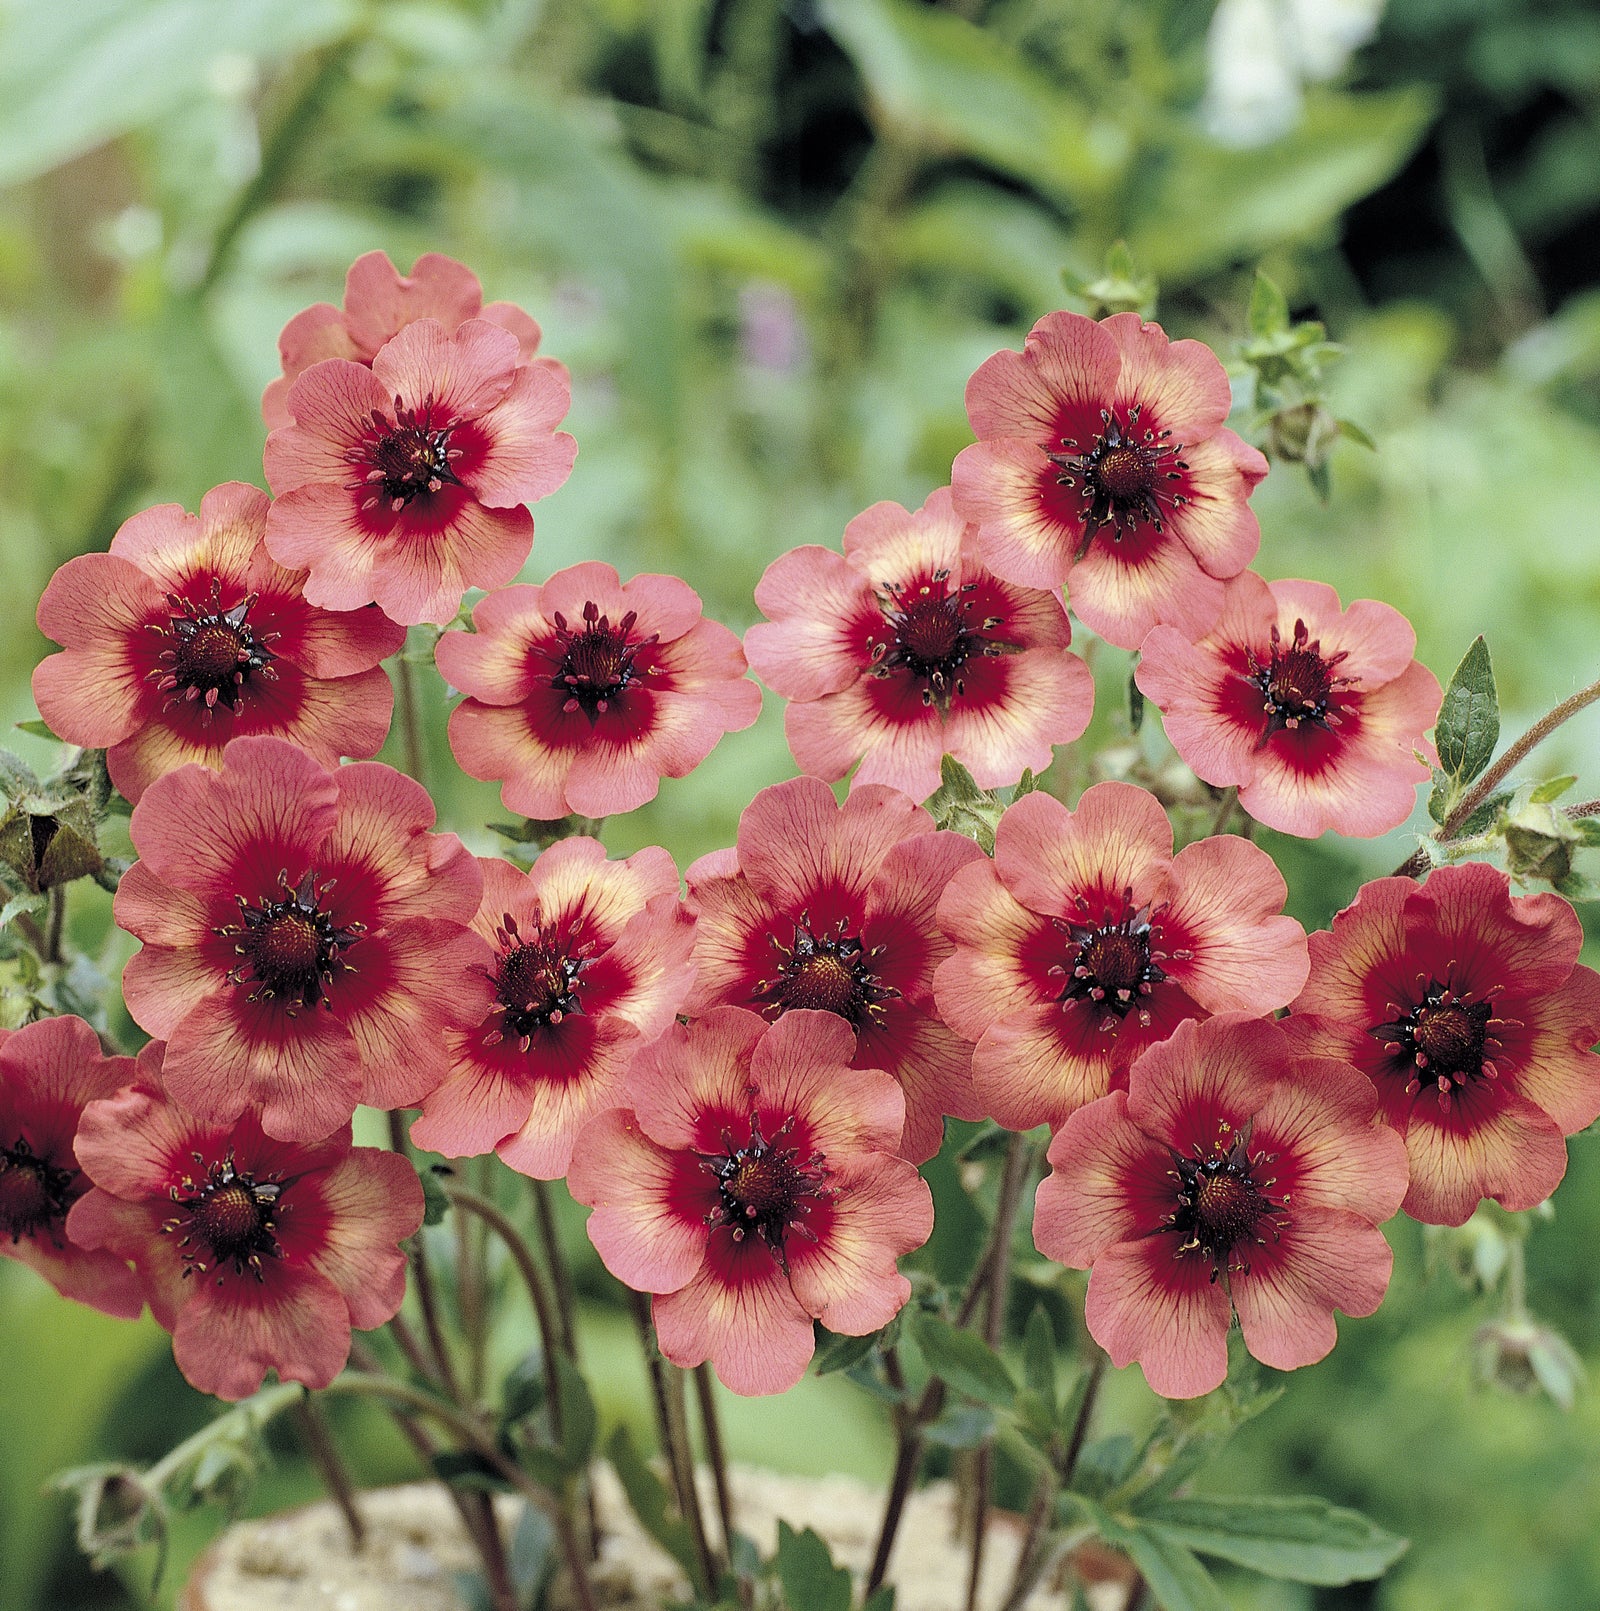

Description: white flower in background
[1203,0,1387,147]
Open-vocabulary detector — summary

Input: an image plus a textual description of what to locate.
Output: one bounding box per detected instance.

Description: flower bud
[1473,1316,1585,1411]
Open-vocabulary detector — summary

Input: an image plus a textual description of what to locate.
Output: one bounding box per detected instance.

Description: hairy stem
[290,1396,365,1550]
[44,884,66,964]
[664,1362,721,1594]
[444,1182,564,1440]
[694,1363,737,1563]
[532,1178,578,1357]
[388,1112,460,1402]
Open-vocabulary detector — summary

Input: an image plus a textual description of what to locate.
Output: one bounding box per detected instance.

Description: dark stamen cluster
[355,394,463,513]
[0,1137,75,1244]
[484,912,593,1048]
[542,601,658,721]
[1045,405,1188,551]
[868,570,1008,708]
[147,580,277,717]
[217,870,365,1013]
[754,914,900,1027]
[1369,976,1513,1110]
[701,1110,832,1269]
[1160,1122,1287,1281]
[1048,888,1189,1029]
[1243,619,1354,747]
[163,1151,284,1283]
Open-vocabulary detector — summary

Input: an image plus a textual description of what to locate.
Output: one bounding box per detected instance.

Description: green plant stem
[329,1374,598,1611]
[197,39,358,294]
[388,1113,460,1401]
[444,1182,564,1439]
[664,1363,720,1594]
[868,1138,1038,1597]
[532,1178,578,1357]
[1506,1236,1528,1323]
[44,883,65,963]
[395,652,429,790]
[694,1363,736,1562]
[290,1397,365,1550]
[1208,785,1239,838]
[999,1350,1109,1611]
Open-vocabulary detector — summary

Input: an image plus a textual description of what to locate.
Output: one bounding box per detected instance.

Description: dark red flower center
[1368,979,1510,1110]
[702,1111,832,1267]
[150,581,278,716]
[543,601,659,722]
[0,1137,75,1243]
[1162,1125,1286,1279]
[1045,405,1189,551]
[483,912,592,1047]
[1051,890,1186,1025]
[1242,619,1354,746]
[164,1153,284,1281]
[359,396,463,512]
[755,915,900,1027]
[216,870,366,1012]
[868,572,1008,708]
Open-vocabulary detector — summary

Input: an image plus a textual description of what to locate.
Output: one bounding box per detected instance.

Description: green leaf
[775,1521,852,1611]
[924,1404,997,1448]
[1338,417,1378,451]
[1137,1496,1408,1586]
[0,891,47,931]
[1021,1306,1057,1415]
[500,1349,548,1426]
[863,1589,897,1611]
[1433,636,1500,797]
[1455,789,1514,837]
[606,1425,700,1584]
[431,1449,509,1494]
[1248,272,1291,339]
[13,721,58,742]
[909,1311,1016,1407]
[812,1327,880,1376]
[552,1353,598,1472]
[415,1161,453,1228]
[1127,672,1146,734]
[1531,774,1579,803]
[1077,1500,1229,1611]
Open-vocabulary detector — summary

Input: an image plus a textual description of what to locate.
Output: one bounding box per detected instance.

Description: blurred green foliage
[0,0,1597,1607]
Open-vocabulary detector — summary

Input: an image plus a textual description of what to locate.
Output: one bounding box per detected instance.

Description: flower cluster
[14,254,1597,1438]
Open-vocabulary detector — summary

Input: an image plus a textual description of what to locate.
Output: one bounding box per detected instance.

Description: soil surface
[182,1465,1132,1610]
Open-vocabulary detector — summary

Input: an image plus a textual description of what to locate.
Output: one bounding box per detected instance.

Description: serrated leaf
[1434,637,1499,795]
[1022,1306,1056,1413]
[1136,1496,1408,1586]
[606,1425,700,1584]
[775,1521,852,1611]
[1248,271,1290,338]
[1013,767,1041,799]
[1454,789,1514,837]
[0,891,47,931]
[909,1311,1016,1407]
[1573,818,1600,847]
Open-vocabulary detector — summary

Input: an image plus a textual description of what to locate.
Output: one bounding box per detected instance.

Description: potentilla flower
[438,562,761,820]
[744,486,1094,803]
[951,311,1268,649]
[114,736,483,1141]
[1034,1013,1408,1398]
[0,1016,141,1317]
[1135,572,1442,839]
[410,841,695,1179]
[685,775,986,1164]
[33,483,402,804]
[1283,862,1600,1226]
[262,250,563,430]
[934,781,1308,1132]
[568,1007,932,1396]
[263,317,576,627]
[68,1043,423,1400]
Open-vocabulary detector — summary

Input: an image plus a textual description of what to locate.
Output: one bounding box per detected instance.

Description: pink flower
[951,311,1267,649]
[1035,1014,1408,1398]
[69,1043,422,1400]
[264,318,576,626]
[438,563,761,820]
[1135,573,1442,839]
[262,250,562,430]
[114,736,483,1141]
[0,1016,141,1317]
[410,841,696,1179]
[568,1008,932,1396]
[32,484,402,803]
[745,486,1094,803]
[934,782,1308,1132]
[1284,863,1600,1226]
[686,776,986,1164]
